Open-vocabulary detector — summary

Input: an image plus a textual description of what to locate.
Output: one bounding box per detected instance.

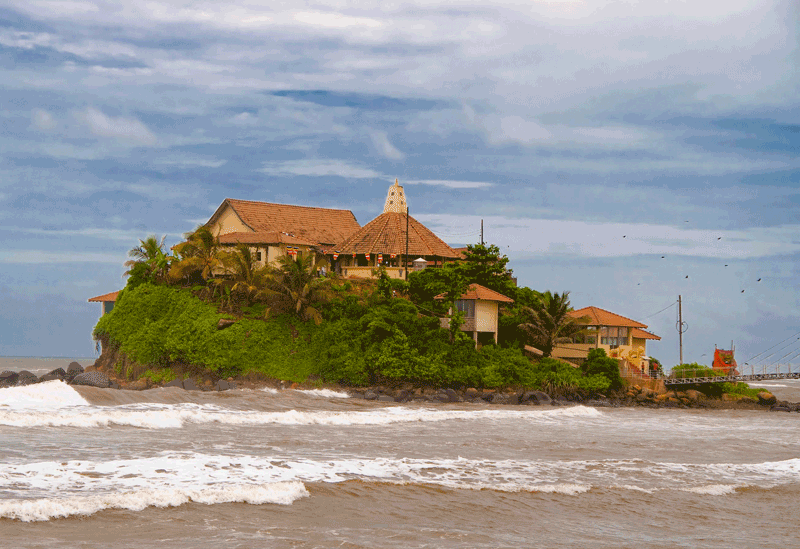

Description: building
[551,306,661,372]
[204,198,361,267]
[334,180,462,279]
[88,290,120,316]
[437,283,514,346]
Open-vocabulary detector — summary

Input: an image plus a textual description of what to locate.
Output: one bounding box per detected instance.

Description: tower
[383,179,408,214]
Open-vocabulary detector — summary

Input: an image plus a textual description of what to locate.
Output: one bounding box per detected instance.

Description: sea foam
[0,380,88,410]
[0,403,603,429]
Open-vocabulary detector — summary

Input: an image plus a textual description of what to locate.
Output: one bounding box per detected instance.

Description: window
[600,326,629,346]
[455,299,475,318]
[256,251,262,262]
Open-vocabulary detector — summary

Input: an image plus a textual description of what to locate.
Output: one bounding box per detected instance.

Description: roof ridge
[572,305,648,328]
[226,198,355,213]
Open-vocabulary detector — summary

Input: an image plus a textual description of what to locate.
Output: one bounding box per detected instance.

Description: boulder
[42,368,67,381]
[0,370,19,388]
[16,370,38,386]
[530,391,552,405]
[685,390,704,401]
[505,392,519,405]
[216,380,230,391]
[364,390,378,400]
[445,388,462,403]
[377,395,395,402]
[110,381,120,390]
[216,318,235,330]
[66,362,84,382]
[757,392,777,406]
[771,405,791,412]
[464,388,480,399]
[491,393,509,405]
[165,378,183,388]
[586,399,612,407]
[433,392,451,403]
[182,378,200,391]
[71,371,111,388]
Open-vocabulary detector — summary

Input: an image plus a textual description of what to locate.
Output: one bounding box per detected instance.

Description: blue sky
[1,0,799,368]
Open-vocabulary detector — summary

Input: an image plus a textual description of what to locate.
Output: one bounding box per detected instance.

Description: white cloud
[0,250,124,264]
[3,226,152,242]
[154,156,227,168]
[404,179,494,189]
[368,130,405,160]
[31,109,57,131]
[417,214,800,260]
[75,107,157,146]
[293,11,383,30]
[259,159,382,179]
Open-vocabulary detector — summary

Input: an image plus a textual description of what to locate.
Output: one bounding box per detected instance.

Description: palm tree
[265,254,329,324]
[170,226,224,282]
[517,291,588,357]
[124,235,170,283]
[223,244,271,304]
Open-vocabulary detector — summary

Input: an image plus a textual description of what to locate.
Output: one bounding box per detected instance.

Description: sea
[2,357,800,548]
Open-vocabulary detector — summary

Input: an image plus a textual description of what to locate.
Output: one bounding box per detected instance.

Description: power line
[641,300,677,320]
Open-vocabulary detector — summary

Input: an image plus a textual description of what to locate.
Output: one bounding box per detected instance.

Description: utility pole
[481,219,484,245]
[405,207,410,281]
[676,295,687,365]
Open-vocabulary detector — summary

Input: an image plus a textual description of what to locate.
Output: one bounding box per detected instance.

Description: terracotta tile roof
[335,212,460,259]
[434,283,514,303]
[88,290,120,303]
[217,231,316,246]
[632,327,661,340]
[567,306,647,328]
[208,199,360,247]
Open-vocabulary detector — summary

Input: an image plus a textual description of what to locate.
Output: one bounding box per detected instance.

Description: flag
[390,253,396,259]
[365,253,370,261]
[377,254,383,263]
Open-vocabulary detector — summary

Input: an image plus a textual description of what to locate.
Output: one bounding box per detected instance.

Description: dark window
[455,299,475,318]
[256,251,262,262]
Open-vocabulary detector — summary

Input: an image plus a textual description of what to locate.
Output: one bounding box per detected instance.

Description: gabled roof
[632,327,661,340]
[217,231,316,247]
[567,306,647,328]
[88,290,120,303]
[335,212,460,258]
[207,198,360,247]
[435,283,514,303]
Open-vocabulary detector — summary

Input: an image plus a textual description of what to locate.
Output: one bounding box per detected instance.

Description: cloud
[153,156,227,169]
[368,130,405,160]
[31,108,57,130]
[0,250,125,264]
[259,159,382,179]
[2,226,155,242]
[404,179,494,189]
[417,214,800,259]
[75,107,157,146]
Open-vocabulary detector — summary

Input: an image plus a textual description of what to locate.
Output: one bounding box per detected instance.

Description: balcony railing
[341,266,407,279]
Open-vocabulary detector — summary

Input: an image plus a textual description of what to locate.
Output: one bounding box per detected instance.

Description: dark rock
[0,371,19,388]
[182,378,200,391]
[165,379,183,388]
[394,390,411,402]
[771,405,791,412]
[530,391,551,405]
[16,370,38,386]
[349,391,365,399]
[66,362,84,381]
[377,395,395,402]
[491,393,509,404]
[757,392,777,406]
[71,371,111,388]
[216,318,235,330]
[41,368,67,382]
[464,388,480,399]
[433,392,451,403]
[216,380,230,391]
[110,381,120,390]
[506,393,519,405]
[445,388,462,403]
[586,399,612,407]
[364,390,378,400]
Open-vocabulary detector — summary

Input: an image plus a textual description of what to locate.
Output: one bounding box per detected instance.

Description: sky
[1,0,799,369]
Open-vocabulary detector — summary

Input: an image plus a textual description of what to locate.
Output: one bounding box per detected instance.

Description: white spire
[383,178,408,214]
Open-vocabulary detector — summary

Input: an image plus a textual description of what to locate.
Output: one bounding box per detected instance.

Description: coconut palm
[170,226,224,283]
[517,291,588,357]
[265,254,329,324]
[124,235,171,284]
[223,244,271,304]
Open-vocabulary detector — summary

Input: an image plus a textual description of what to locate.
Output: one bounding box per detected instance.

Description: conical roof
[336,212,460,258]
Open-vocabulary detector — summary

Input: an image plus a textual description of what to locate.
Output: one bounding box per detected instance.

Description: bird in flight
[757,278,762,282]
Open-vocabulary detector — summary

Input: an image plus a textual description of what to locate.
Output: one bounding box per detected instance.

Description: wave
[0,482,308,522]
[0,380,88,410]
[4,452,799,522]
[260,387,350,398]
[0,403,603,429]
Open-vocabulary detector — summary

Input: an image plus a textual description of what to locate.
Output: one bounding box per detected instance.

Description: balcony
[341,266,407,279]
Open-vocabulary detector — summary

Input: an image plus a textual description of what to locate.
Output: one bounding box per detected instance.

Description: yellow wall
[210,205,250,236]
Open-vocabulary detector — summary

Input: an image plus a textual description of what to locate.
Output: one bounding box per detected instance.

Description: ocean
[2,357,800,548]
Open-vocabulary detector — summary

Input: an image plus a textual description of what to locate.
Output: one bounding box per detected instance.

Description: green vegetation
[516,291,588,357]
[670,362,765,399]
[96,233,627,395]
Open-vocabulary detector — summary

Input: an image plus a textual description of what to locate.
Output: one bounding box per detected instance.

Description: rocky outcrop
[39,368,67,382]
[0,371,19,388]
[66,362,84,383]
[16,370,38,386]
[71,371,111,388]
[757,392,777,406]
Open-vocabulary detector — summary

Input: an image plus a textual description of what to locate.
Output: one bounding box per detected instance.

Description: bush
[670,363,723,379]
[582,348,624,391]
